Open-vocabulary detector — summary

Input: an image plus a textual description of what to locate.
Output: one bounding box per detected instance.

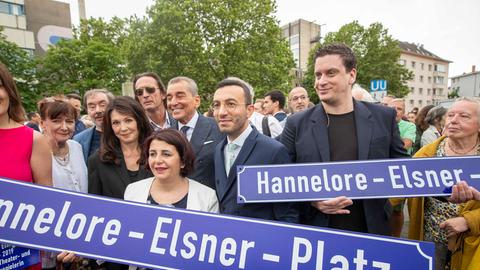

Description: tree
[303,21,413,103]
[124,0,294,110]
[0,27,39,112]
[36,18,129,97]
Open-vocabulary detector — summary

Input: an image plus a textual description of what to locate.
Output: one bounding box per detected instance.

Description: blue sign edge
[236,155,478,203]
[0,177,433,270]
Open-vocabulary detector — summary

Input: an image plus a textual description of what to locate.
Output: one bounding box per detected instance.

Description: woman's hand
[440,217,469,237]
[449,181,477,203]
[56,251,79,263]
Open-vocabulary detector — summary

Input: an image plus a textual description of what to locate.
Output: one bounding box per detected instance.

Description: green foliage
[303,21,414,103]
[36,18,129,98]
[0,28,39,112]
[448,88,459,99]
[124,0,294,111]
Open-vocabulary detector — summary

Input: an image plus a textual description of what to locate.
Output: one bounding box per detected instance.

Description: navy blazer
[214,128,298,223]
[280,100,409,235]
[186,114,224,189]
[73,126,95,164]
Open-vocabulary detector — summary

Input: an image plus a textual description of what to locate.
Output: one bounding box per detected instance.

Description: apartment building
[450,65,480,97]
[399,41,450,112]
[0,0,35,53]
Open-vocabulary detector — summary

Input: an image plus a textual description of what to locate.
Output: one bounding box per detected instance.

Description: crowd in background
[1,43,480,270]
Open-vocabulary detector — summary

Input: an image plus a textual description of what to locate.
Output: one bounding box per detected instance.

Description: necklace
[53,146,70,166]
[447,138,479,155]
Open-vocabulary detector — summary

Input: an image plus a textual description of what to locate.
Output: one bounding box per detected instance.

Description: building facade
[281,19,322,85]
[0,0,35,52]
[398,41,450,112]
[0,0,72,56]
[450,66,480,97]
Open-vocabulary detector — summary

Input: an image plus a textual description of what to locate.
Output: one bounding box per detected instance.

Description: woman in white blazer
[124,129,219,213]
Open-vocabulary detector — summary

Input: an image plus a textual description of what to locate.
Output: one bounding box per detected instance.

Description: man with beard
[73,89,114,163]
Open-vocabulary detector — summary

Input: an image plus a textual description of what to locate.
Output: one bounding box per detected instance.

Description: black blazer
[280,100,409,235]
[88,150,153,199]
[214,128,298,223]
[186,114,224,189]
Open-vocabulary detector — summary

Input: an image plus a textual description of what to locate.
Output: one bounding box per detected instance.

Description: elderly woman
[0,63,52,270]
[125,129,218,212]
[408,97,480,270]
[421,105,447,147]
[38,97,88,269]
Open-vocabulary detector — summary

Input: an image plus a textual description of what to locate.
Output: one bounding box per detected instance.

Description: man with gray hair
[73,88,114,163]
[288,86,310,114]
[166,76,223,189]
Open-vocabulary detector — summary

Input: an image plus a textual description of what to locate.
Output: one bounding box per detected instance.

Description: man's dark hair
[27,112,38,120]
[264,90,286,109]
[215,77,253,105]
[314,43,357,72]
[66,93,82,102]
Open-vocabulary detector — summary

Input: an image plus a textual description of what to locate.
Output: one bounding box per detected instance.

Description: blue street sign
[0,178,434,269]
[237,156,480,203]
[0,245,39,270]
[370,80,387,92]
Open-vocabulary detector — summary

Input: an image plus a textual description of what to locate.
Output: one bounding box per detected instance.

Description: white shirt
[178,111,199,141]
[52,140,88,193]
[149,110,172,131]
[248,111,283,138]
[224,125,253,174]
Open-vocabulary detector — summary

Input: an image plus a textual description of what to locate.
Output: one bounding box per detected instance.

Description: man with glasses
[212,77,298,222]
[73,89,114,163]
[133,72,177,130]
[166,76,223,189]
[288,87,310,114]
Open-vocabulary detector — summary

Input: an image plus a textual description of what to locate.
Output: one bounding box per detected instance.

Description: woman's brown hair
[0,63,25,122]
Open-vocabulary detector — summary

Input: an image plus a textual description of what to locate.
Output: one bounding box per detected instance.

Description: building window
[428,77,431,83]
[433,88,436,95]
[427,100,431,105]
[428,64,432,71]
[419,75,424,82]
[419,88,423,95]
[435,64,446,73]
[434,76,444,84]
[419,100,423,106]
[427,89,431,95]
[410,87,415,94]
[399,59,406,66]
[410,100,414,106]
[438,88,443,96]
[421,63,424,70]
[0,1,24,15]
[411,61,416,68]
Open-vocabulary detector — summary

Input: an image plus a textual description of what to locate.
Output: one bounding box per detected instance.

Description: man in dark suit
[73,89,114,163]
[166,76,223,189]
[212,77,298,223]
[133,72,177,130]
[280,43,408,235]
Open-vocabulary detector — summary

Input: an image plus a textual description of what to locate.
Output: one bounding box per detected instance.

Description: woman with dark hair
[88,96,153,199]
[411,104,435,154]
[124,129,218,212]
[0,64,52,270]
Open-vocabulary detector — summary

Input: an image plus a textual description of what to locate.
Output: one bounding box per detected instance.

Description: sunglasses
[134,87,158,96]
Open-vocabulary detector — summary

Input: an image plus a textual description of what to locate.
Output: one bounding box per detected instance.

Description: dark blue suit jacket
[280,100,409,235]
[187,114,224,189]
[214,127,298,223]
[73,126,96,164]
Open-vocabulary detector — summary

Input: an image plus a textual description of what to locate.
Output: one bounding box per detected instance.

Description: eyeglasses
[134,87,158,96]
[210,102,247,112]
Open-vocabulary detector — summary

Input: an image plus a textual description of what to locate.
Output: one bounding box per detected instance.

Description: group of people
[1,42,479,270]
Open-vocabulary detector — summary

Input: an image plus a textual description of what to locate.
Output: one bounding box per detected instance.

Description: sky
[67,0,479,82]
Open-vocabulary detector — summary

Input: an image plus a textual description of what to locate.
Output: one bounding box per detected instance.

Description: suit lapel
[354,101,373,160]
[310,105,331,162]
[190,114,209,154]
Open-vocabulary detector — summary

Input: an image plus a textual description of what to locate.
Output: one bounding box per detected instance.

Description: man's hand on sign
[440,217,469,238]
[57,251,79,263]
[448,181,479,203]
[311,196,353,214]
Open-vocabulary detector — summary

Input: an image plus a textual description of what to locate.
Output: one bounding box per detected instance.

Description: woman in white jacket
[124,129,219,213]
